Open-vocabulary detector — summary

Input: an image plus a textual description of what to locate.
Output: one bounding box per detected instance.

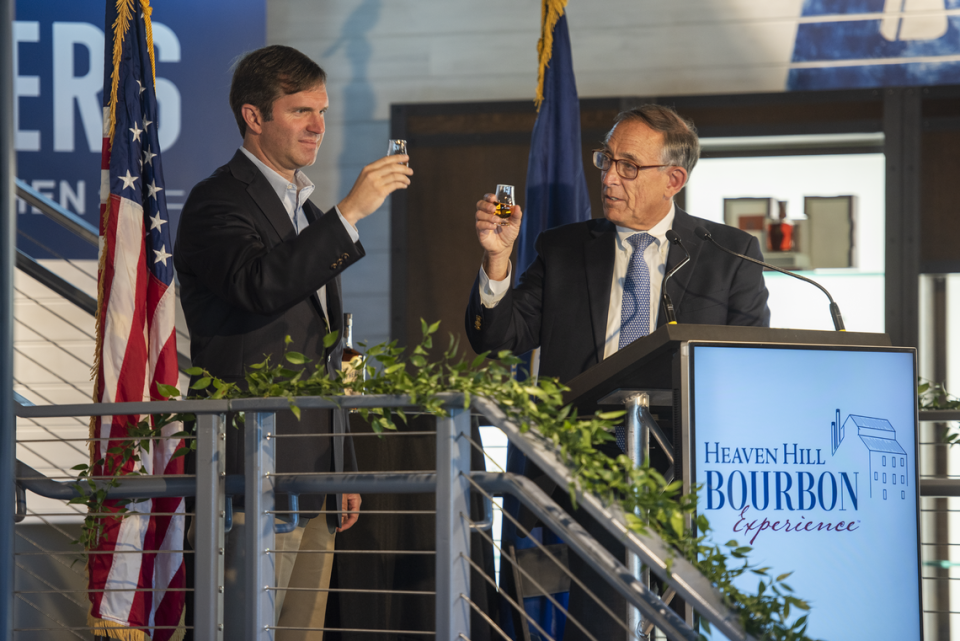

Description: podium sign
[689,344,921,639]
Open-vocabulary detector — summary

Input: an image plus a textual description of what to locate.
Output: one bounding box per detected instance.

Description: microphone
[661,230,690,325]
[693,225,846,331]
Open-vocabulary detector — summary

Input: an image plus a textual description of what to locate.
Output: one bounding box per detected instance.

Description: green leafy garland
[69,412,188,549]
[919,378,960,446]
[919,379,960,411]
[75,321,816,640]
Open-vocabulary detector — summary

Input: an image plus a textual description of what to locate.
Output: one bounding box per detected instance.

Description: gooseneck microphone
[693,225,846,331]
[660,230,690,325]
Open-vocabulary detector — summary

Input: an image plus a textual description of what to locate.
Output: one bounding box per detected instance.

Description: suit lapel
[327,277,342,333]
[318,206,342,334]
[228,150,298,242]
[302,200,321,226]
[230,151,332,329]
[303,201,340,334]
[658,208,703,326]
[584,221,616,363]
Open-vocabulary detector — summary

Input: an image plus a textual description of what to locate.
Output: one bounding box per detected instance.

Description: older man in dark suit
[175,45,411,640]
[466,104,770,641]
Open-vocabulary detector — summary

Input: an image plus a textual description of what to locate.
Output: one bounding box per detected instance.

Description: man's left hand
[338,155,413,227]
[338,493,361,532]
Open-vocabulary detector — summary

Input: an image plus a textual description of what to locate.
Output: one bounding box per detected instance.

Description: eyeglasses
[592,150,668,180]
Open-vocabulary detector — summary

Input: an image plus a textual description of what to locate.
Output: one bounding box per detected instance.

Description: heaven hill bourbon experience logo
[702,409,909,544]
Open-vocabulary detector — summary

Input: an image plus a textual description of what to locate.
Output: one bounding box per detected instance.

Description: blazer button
[330,262,338,269]
[474,315,482,330]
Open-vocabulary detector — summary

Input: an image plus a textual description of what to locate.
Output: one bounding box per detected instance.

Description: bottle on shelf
[767,200,794,252]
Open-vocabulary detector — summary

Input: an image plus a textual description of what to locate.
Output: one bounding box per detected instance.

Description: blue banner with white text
[14,0,265,259]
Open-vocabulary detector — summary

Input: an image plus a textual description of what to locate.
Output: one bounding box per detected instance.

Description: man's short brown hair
[229,45,327,137]
[607,104,700,175]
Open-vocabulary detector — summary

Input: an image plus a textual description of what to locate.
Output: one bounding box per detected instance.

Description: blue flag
[518,13,591,276]
[500,10,589,640]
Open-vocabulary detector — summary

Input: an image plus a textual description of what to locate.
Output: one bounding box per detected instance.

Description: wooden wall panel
[920,129,960,273]
[399,141,529,353]
[391,101,620,353]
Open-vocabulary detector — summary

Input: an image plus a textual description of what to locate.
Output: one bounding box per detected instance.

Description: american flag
[90,1,185,638]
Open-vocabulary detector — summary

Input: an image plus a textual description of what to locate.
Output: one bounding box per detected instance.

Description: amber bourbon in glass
[495,184,515,225]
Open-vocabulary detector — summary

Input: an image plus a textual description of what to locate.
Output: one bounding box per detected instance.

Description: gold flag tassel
[534,0,568,111]
[87,609,185,641]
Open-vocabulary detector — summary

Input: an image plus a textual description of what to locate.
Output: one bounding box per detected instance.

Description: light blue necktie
[619,233,657,349]
[616,232,656,453]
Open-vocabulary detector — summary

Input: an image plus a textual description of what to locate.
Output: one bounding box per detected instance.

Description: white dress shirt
[239,147,359,326]
[478,204,676,360]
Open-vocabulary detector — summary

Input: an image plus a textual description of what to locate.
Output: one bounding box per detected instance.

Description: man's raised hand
[338,155,413,226]
[476,193,521,282]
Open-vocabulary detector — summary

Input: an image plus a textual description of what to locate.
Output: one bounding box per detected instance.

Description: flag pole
[0,0,17,632]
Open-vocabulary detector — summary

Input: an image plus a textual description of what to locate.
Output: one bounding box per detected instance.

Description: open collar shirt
[239,146,359,327]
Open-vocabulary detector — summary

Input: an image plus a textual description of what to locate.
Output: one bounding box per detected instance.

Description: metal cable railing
[465,477,613,641]
[17,396,953,637]
[11,394,754,641]
[14,180,98,246]
[13,318,93,372]
[916,409,960,630]
[15,228,98,285]
[13,395,953,640]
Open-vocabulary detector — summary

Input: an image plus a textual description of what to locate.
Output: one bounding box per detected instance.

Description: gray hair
[606,104,700,175]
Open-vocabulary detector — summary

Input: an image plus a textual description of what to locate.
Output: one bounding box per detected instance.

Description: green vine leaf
[156,383,180,399]
[919,378,960,446]
[285,351,307,365]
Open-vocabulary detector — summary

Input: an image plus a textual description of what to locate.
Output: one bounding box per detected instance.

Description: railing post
[625,393,649,640]
[435,407,471,641]
[245,413,276,641]
[194,413,226,640]
[0,0,16,637]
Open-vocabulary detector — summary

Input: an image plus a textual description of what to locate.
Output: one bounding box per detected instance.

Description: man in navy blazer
[467,106,769,383]
[465,104,769,641]
[175,45,412,639]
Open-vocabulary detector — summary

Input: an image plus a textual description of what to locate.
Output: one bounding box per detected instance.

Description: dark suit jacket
[465,207,770,640]
[175,150,360,512]
[465,208,770,384]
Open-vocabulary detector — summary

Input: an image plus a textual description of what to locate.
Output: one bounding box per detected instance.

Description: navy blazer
[175,150,360,512]
[465,207,771,384]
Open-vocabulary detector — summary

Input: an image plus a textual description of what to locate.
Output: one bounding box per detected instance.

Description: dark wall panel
[920,91,960,274]
[391,103,618,352]
[398,141,528,352]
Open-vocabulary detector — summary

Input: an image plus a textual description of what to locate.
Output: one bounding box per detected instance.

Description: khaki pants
[191,498,337,640]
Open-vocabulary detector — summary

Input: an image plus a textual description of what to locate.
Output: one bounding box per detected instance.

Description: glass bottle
[341,313,363,393]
